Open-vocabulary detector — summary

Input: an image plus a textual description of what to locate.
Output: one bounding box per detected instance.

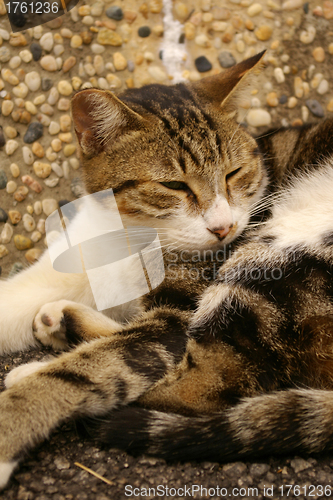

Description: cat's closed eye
[225,167,242,182]
[160,181,188,190]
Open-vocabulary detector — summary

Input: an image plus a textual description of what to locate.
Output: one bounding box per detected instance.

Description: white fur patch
[265,161,333,250]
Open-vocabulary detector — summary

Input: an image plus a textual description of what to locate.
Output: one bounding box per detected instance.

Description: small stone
[288,96,297,108]
[33,162,52,178]
[26,205,34,215]
[71,35,83,49]
[82,15,94,26]
[290,458,312,473]
[195,34,211,48]
[30,42,42,61]
[138,26,151,38]
[5,140,19,156]
[91,43,105,55]
[10,163,20,177]
[1,69,19,85]
[149,0,163,13]
[25,248,43,264]
[24,122,43,144]
[44,177,60,187]
[184,22,195,40]
[282,0,303,8]
[25,102,38,115]
[311,73,323,89]
[195,56,212,72]
[78,4,90,16]
[247,109,272,127]
[40,32,54,52]
[34,201,42,215]
[53,45,64,58]
[69,158,80,170]
[8,210,22,225]
[20,49,33,63]
[4,125,17,142]
[23,214,36,232]
[31,231,42,243]
[0,208,8,222]
[49,121,61,135]
[47,87,59,106]
[19,111,32,125]
[0,170,7,189]
[9,56,22,69]
[255,25,273,41]
[97,29,122,46]
[327,99,333,112]
[0,47,10,63]
[14,235,33,250]
[249,463,270,477]
[2,100,14,117]
[51,139,62,152]
[63,56,77,73]
[124,10,137,23]
[42,78,53,91]
[6,180,17,193]
[41,103,54,116]
[9,33,28,47]
[306,99,325,117]
[273,67,285,83]
[300,26,316,44]
[0,29,10,41]
[106,5,123,20]
[294,76,303,98]
[40,55,58,72]
[71,178,85,198]
[313,47,325,62]
[302,105,309,122]
[94,55,105,75]
[1,223,13,244]
[59,133,73,143]
[14,185,29,202]
[113,52,127,71]
[317,79,329,95]
[57,81,73,96]
[324,1,333,19]
[218,51,236,68]
[174,1,189,20]
[64,144,76,157]
[148,66,167,81]
[248,3,263,15]
[0,245,8,259]
[42,199,58,216]
[22,175,43,193]
[37,218,46,234]
[91,2,104,16]
[46,147,57,161]
[106,74,122,89]
[51,163,64,177]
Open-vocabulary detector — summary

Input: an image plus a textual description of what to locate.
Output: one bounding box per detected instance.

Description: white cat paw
[5,361,50,389]
[33,300,74,350]
[0,460,18,490]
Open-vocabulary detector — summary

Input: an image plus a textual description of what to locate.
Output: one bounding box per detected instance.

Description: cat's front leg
[0,251,95,354]
[0,306,189,490]
[33,300,123,349]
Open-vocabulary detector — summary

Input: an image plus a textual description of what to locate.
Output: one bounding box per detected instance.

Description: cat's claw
[33,300,72,350]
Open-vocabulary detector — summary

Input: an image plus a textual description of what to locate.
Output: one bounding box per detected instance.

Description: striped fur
[2,53,333,488]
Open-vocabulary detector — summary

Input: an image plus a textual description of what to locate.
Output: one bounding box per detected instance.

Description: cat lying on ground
[2,51,333,489]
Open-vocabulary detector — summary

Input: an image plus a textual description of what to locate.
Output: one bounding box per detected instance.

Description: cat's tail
[94,389,333,461]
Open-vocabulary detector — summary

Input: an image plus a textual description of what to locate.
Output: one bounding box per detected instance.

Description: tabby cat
[2,51,333,489]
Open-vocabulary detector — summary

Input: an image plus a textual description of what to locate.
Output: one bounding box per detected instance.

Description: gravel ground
[1,0,333,498]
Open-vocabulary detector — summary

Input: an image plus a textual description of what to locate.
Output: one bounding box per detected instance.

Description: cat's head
[71,52,267,252]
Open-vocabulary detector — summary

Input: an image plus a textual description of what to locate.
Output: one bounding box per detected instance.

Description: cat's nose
[207,225,233,241]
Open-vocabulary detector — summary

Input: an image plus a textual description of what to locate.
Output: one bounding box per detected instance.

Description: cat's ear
[71,89,147,157]
[190,51,266,113]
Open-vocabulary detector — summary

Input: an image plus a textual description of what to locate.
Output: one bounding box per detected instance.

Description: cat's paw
[5,361,50,389]
[33,300,74,350]
[0,461,18,490]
